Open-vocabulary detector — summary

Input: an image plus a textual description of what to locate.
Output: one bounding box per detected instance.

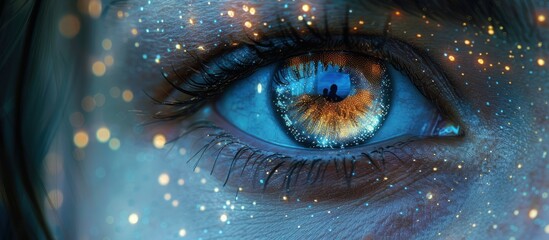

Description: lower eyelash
[169,120,419,194]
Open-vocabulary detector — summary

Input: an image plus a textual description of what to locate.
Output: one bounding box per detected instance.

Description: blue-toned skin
[30,0,549,239]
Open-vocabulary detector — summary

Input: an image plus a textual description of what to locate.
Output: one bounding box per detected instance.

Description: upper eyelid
[154,32,464,127]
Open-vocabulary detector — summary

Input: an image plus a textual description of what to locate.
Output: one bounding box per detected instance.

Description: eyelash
[146,14,462,194]
[174,120,420,193]
[151,15,460,123]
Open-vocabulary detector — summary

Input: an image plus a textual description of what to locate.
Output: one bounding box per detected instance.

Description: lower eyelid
[173,113,470,201]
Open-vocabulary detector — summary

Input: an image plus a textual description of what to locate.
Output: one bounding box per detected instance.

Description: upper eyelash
[147,19,461,129]
[146,11,367,122]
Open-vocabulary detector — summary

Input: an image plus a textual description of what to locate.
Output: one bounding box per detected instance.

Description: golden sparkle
[74,131,89,148]
[529,209,538,219]
[153,134,167,149]
[58,14,80,38]
[158,172,170,185]
[487,25,495,35]
[88,0,102,18]
[122,90,133,102]
[96,127,111,143]
[92,61,106,76]
[538,58,546,66]
[538,14,546,23]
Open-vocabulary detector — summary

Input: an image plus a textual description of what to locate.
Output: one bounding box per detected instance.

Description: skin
[41,0,548,239]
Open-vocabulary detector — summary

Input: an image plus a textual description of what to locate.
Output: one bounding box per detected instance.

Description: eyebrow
[366,0,540,43]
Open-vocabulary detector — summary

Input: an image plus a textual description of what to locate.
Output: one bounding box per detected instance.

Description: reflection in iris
[273,52,391,148]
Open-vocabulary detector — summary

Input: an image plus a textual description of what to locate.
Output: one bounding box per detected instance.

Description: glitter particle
[220,214,228,222]
[244,21,252,28]
[108,138,120,150]
[158,172,170,186]
[538,58,545,66]
[487,25,495,35]
[102,38,112,50]
[96,127,111,143]
[104,55,114,66]
[538,15,546,23]
[179,228,187,237]
[128,213,139,224]
[73,131,89,148]
[92,61,106,76]
[257,83,263,93]
[58,14,80,38]
[529,209,538,219]
[88,0,102,18]
[227,10,235,17]
[122,89,133,102]
[153,134,166,149]
[302,4,310,12]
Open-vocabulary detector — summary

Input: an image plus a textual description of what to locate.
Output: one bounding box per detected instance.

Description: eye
[216,51,460,149]
[155,33,466,194]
